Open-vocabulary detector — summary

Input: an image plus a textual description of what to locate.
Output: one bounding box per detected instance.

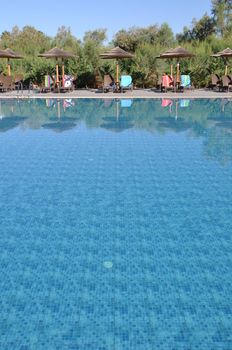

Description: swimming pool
[0,98,232,349]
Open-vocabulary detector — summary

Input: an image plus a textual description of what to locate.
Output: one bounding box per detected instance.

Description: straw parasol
[100,47,134,87]
[211,48,232,75]
[38,47,75,84]
[157,47,194,83]
[0,48,23,76]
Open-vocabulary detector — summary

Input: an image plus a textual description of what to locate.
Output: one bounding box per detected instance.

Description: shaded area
[0,116,27,132]
[42,121,77,132]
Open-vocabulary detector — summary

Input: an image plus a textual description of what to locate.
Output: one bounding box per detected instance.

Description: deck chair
[103,74,115,93]
[0,74,5,88]
[221,75,231,92]
[0,75,13,92]
[180,75,192,90]
[120,75,133,92]
[60,75,74,92]
[210,74,220,90]
[14,74,24,90]
[41,75,53,93]
[162,75,174,92]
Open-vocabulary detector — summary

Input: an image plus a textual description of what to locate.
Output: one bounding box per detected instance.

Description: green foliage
[177,14,215,42]
[113,24,175,51]
[211,0,232,36]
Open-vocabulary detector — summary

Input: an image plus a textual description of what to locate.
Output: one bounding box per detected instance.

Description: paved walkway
[0,88,232,99]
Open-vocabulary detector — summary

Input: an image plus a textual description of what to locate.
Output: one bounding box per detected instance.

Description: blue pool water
[0,98,232,350]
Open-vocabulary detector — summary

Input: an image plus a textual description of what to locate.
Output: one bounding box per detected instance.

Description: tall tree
[54,26,78,49]
[211,0,232,36]
[83,29,107,45]
[177,14,215,42]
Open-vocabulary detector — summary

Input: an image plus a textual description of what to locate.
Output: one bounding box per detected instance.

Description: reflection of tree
[203,127,232,165]
[0,98,232,164]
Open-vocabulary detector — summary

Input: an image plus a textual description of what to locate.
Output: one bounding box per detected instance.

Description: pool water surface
[0,98,231,350]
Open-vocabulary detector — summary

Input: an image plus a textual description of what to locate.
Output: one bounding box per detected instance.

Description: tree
[113,24,174,52]
[211,0,232,36]
[83,29,107,45]
[157,23,175,46]
[54,26,78,49]
[177,14,215,42]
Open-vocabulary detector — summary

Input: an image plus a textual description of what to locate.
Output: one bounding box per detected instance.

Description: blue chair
[180,75,192,89]
[120,75,133,92]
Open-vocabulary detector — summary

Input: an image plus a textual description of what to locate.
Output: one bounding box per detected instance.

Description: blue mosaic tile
[0,98,231,349]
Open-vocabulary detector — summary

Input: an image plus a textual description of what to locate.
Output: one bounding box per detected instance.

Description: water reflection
[41,100,78,132]
[100,99,134,132]
[0,97,232,164]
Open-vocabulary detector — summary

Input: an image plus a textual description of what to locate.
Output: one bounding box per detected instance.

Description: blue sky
[0,0,212,40]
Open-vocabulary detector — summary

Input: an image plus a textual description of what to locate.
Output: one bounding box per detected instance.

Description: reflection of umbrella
[38,47,75,84]
[157,47,194,83]
[100,99,134,132]
[211,48,232,75]
[0,116,27,132]
[100,47,134,86]
[42,121,76,132]
[0,48,23,76]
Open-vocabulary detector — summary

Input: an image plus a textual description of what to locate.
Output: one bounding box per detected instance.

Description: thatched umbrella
[38,47,75,85]
[157,47,194,83]
[211,48,232,75]
[100,47,134,87]
[0,48,23,76]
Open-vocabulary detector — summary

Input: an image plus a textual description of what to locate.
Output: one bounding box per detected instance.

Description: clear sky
[0,0,212,40]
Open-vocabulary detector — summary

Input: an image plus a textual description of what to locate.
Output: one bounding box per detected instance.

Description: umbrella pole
[225,65,228,76]
[170,64,173,77]
[116,60,119,85]
[62,59,65,87]
[177,61,180,83]
[56,63,59,84]
[7,58,11,76]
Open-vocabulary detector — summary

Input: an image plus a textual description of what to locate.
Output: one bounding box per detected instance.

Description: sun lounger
[60,75,75,92]
[40,75,53,93]
[120,75,133,92]
[103,74,115,93]
[162,75,174,92]
[221,75,232,92]
[210,74,220,90]
[12,74,24,91]
[180,75,192,90]
[0,75,14,92]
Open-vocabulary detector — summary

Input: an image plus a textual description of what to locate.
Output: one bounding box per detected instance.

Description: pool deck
[0,88,232,99]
